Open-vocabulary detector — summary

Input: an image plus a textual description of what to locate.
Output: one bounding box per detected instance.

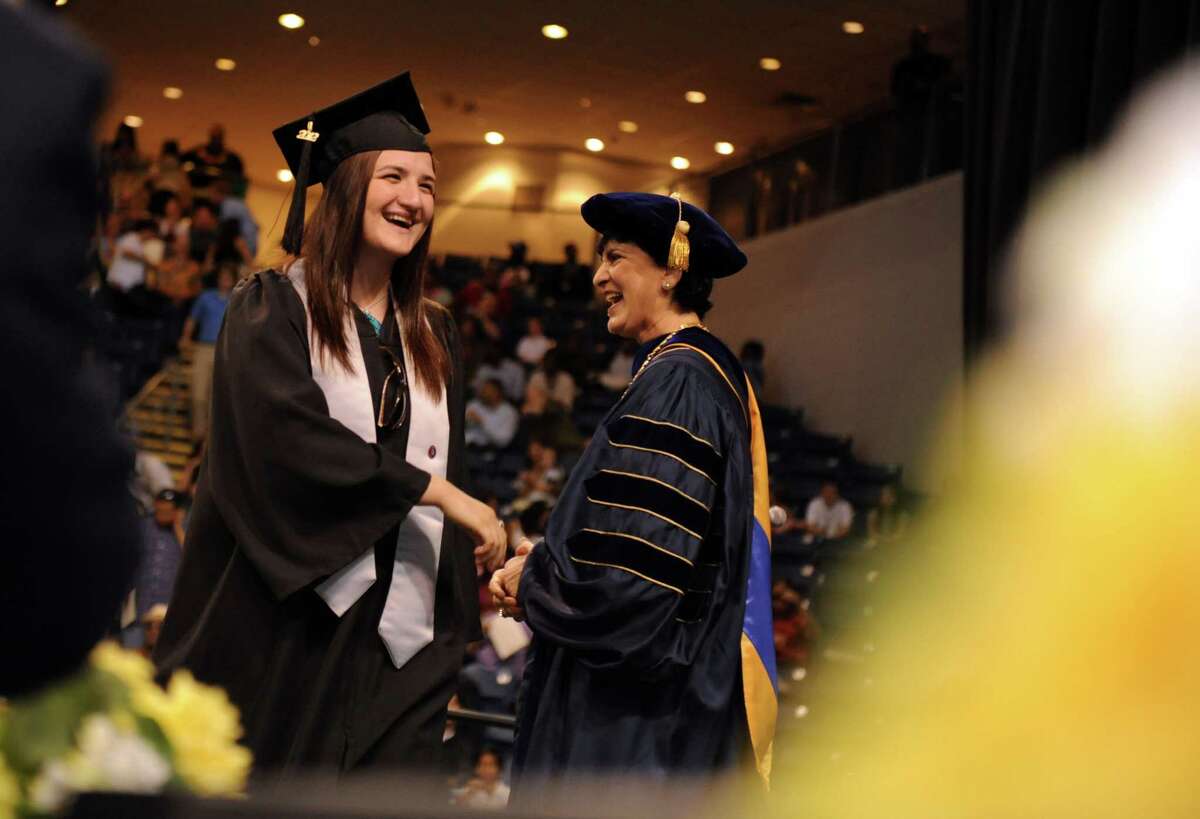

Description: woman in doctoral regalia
[155,73,507,774]
[491,193,778,797]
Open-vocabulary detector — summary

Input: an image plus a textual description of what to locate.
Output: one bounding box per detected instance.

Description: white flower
[28,759,75,814]
[76,714,171,793]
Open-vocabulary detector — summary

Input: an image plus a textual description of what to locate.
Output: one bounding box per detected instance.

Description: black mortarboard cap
[273,72,432,254]
[581,192,747,278]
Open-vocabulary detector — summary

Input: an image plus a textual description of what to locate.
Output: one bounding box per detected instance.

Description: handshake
[487,539,536,621]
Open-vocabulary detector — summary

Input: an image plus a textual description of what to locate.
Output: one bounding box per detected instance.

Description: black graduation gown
[512,328,755,794]
[154,270,480,773]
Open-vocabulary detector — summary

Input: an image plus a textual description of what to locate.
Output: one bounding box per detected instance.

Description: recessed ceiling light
[278,13,305,29]
[714,141,735,155]
[684,90,707,104]
[484,131,505,145]
[55,0,68,6]
[618,120,638,133]
[308,36,321,47]
[585,138,605,152]
[277,169,294,183]
[759,57,782,71]
[578,97,592,109]
[162,86,183,100]
[670,156,690,170]
[123,115,143,128]
[842,21,865,34]
[215,58,236,71]
[541,24,568,40]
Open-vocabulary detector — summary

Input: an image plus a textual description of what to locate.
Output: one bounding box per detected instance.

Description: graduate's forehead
[374,149,435,180]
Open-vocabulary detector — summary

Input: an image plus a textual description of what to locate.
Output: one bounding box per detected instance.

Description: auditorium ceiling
[63,0,964,187]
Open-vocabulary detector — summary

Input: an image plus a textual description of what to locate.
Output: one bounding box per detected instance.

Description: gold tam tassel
[667,192,691,272]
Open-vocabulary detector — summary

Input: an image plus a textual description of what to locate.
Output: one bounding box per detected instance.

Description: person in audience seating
[185,198,220,266]
[805,480,854,541]
[134,490,186,622]
[526,348,577,411]
[106,218,163,316]
[208,176,259,258]
[514,439,563,504]
[867,483,910,545]
[148,139,192,205]
[597,339,637,391]
[466,378,520,449]
[515,315,556,366]
[451,748,510,809]
[740,339,766,397]
[472,346,526,403]
[182,123,245,192]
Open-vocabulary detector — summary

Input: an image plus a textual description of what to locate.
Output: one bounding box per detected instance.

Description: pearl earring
[663,281,673,290]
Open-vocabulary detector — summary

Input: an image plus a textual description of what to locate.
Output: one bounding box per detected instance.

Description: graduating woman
[156,74,507,774]
[491,193,778,797]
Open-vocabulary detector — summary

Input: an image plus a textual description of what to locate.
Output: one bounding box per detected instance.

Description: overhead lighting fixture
[278,13,305,29]
[484,131,505,145]
[684,90,707,104]
[541,24,568,40]
[759,57,782,71]
[277,169,294,183]
[585,138,605,152]
[670,156,690,170]
[842,21,865,34]
[123,115,143,128]
[162,86,183,100]
[618,120,638,133]
[215,58,237,71]
[308,36,321,47]
[714,141,735,155]
[578,97,592,109]
[55,0,68,6]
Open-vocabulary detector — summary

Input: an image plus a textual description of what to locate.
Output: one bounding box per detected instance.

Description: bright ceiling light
[684,90,707,104]
[585,138,605,152]
[123,115,143,128]
[162,87,183,100]
[618,120,638,133]
[759,57,782,71]
[484,131,505,145]
[715,141,735,155]
[308,36,321,47]
[541,24,568,40]
[842,21,865,34]
[278,13,305,29]
[670,156,690,170]
[55,0,68,6]
[215,58,237,71]
[277,169,294,183]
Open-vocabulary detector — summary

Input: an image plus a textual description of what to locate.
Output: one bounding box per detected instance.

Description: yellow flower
[139,671,251,796]
[0,756,19,819]
[90,641,154,687]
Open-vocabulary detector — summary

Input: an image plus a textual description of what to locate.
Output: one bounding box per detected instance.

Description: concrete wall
[708,173,964,492]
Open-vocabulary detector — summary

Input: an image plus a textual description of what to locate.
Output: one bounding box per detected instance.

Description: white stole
[286,263,449,668]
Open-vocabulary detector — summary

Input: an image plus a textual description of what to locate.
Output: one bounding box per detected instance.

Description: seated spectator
[423,266,454,308]
[867,483,910,545]
[546,241,594,302]
[451,749,510,809]
[772,580,817,666]
[206,217,253,275]
[182,123,245,192]
[184,198,220,266]
[740,339,766,397]
[472,347,525,404]
[106,218,158,295]
[133,490,185,621]
[499,240,531,290]
[209,176,259,258]
[597,340,637,391]
[514,440,564,504]
[180,265,236,442]
[515,316,556,366]
[804,480,854,542]
[526,349,577,411]
[148,139,192,205]
[465,379,520,449]
[520,381,583,453]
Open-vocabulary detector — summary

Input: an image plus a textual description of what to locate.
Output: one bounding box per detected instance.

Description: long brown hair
[294,150,448,396]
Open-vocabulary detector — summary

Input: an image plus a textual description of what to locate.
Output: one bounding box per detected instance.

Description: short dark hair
[597,233,714,319]
[148,189,178,217]
[191,198,218,218]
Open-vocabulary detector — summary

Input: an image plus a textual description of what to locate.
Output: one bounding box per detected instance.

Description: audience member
[515,316,555,366]
[208,176,259,258]
[514,440,564,504]
[597,340,636,391]
[185,198,220,265]
[451,748,510,809]
[867,483,910,545]
[131,451,176,514]
[740,339,766,397]
[148,139,192,204]
[182,123,245,191]
[805,480,854,541]
[207,217,253,274]
[473,347,526,404]
[465,379,521,449]
[133,489,185,620]
[525,349,577,411]
[180,265,236,442]
[772,580,817,666]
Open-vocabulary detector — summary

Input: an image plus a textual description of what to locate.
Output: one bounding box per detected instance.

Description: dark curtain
[964,0,1200,363]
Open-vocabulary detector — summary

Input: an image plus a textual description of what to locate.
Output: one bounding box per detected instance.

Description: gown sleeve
[205,273,432,600]
[520,354,741,679]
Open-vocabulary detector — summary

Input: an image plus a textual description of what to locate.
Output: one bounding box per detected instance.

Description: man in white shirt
[805,480,854,541]
[107,219,158,292]
[515,317,556,366]
[465,379,520,449]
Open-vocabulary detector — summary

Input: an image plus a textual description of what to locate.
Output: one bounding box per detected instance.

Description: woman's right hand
[421,475,506,570]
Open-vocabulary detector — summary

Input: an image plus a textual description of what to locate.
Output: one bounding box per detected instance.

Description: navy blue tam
[581,192,747,279]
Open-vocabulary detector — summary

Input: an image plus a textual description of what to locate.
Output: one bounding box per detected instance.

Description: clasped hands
[488,539,535,621]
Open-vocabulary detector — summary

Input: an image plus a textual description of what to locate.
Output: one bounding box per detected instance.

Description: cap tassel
[667,192,691,272]
[282,117,319,255]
